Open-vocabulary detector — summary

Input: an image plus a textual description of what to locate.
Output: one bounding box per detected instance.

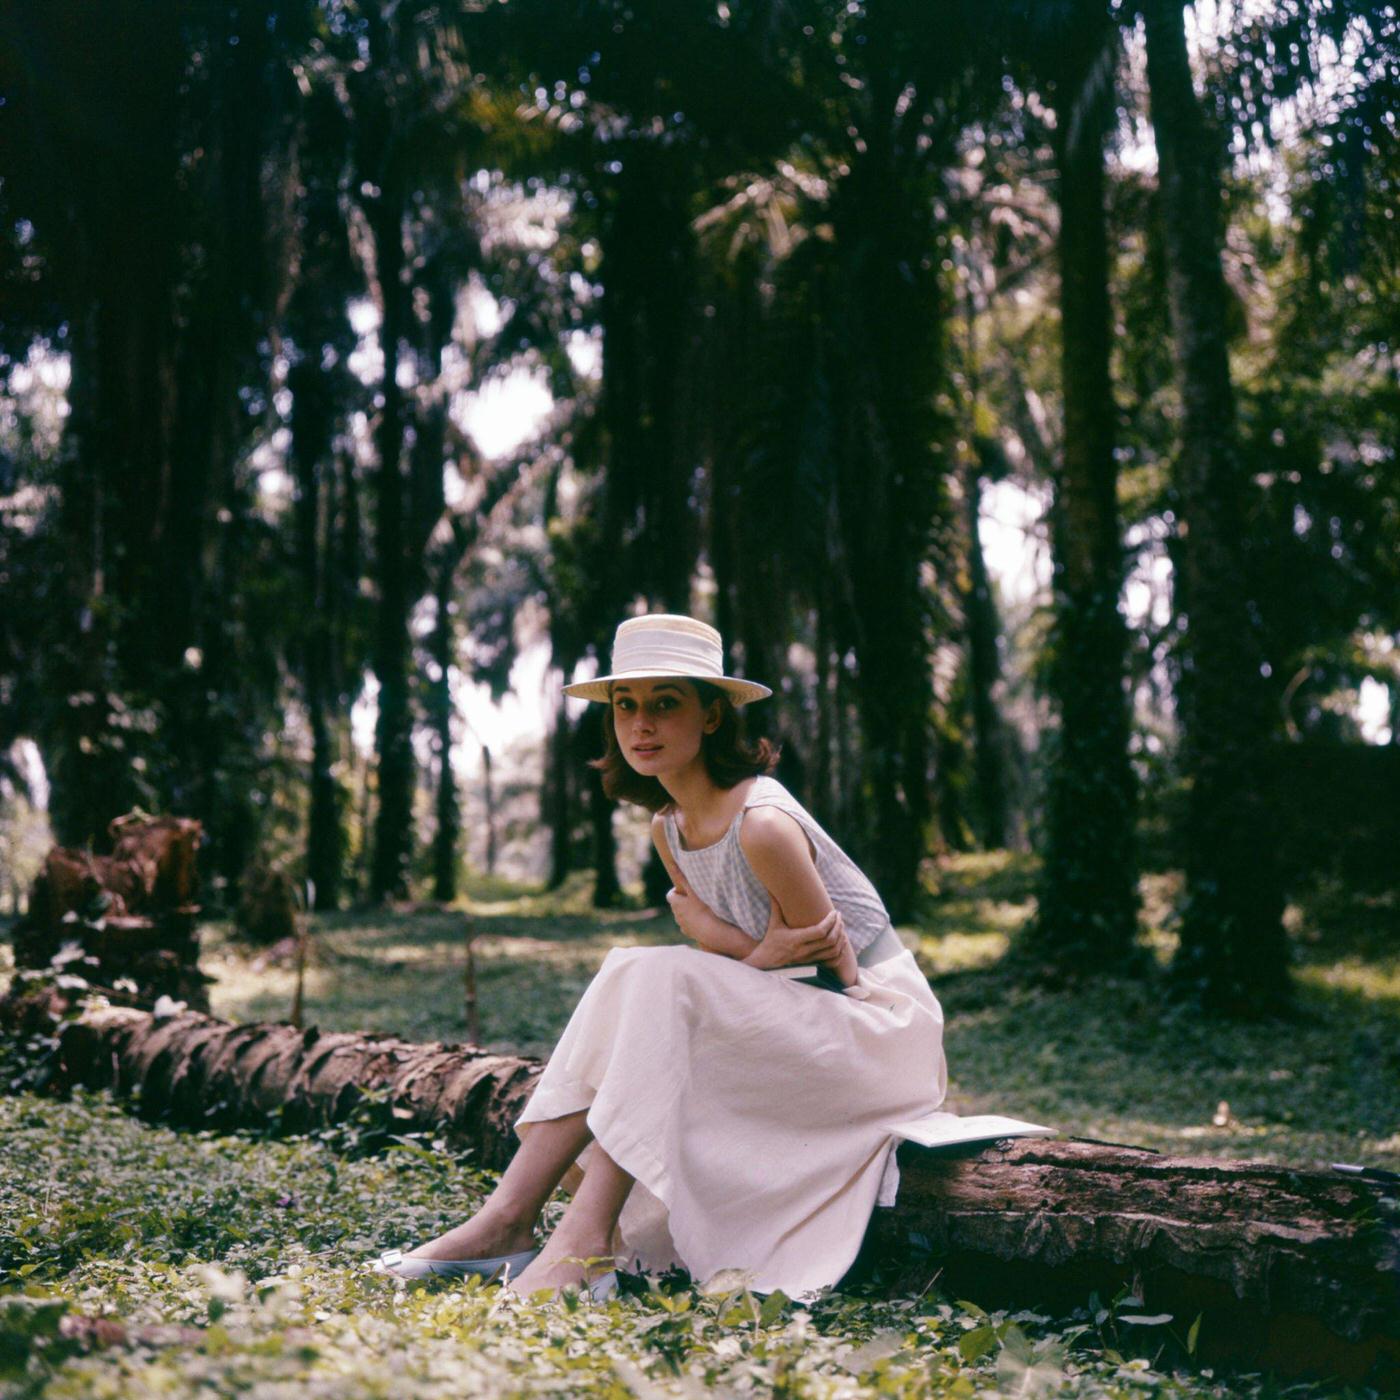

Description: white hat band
[612,632,723,678]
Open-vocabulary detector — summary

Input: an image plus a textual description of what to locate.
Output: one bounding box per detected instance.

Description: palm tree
[1018,3,1144,975]
[1141,0,1290,1012]
[0,0,313,886]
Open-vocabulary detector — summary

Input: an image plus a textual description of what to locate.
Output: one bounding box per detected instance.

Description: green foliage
[916,855,1400,1170]
[3,857,1395,1395]
[0,1089,1363,1399]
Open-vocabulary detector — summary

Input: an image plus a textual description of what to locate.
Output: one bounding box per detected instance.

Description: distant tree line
[0,0,1395,1014]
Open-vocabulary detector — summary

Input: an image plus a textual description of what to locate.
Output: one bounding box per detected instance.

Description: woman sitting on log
[377,613,949,1302]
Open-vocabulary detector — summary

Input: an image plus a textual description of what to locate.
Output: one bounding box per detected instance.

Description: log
[35,1005,1400,1385]
[859,1139,1400,1385]
[53,1005,541,1171]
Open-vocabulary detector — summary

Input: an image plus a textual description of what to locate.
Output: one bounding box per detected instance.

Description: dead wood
[31,1004,1400,1385]
[7,813,208,1012]
[54,1005,542,1171]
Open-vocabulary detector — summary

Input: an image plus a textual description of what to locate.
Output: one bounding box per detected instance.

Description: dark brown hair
[588,677,781,813]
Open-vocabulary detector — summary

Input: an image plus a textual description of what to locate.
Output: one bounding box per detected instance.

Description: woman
[377,613,948,1302]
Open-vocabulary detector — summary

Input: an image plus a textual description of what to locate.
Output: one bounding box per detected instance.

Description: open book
[887,1111,1057,1150]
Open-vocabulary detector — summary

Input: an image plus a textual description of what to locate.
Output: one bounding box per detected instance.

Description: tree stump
[5,813,210,1013]
[36,1003,1400,1385]
[234,865,299,946]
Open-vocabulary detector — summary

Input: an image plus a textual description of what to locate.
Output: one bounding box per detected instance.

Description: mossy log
[44,1005,1400,1386]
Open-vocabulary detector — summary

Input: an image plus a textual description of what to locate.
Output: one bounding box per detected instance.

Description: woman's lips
[633,745,662,755]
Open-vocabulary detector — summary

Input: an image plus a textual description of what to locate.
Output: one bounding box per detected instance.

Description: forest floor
[1,853,1397,1398]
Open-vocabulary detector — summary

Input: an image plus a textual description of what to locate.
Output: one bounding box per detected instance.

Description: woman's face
[610,677,721,776]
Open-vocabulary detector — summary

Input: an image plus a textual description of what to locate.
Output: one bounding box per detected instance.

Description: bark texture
[1142,0,1289,1011]
[53,1006,541,1172]
[863,1138,1399,1386]
[1028,25,1141,974]
[10,815,209,1010]
[37,1005,1400,1384]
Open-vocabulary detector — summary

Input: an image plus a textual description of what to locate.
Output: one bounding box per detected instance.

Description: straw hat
[562,614,772,707]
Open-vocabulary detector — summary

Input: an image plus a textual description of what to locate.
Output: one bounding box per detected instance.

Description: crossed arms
[650,806,859,987]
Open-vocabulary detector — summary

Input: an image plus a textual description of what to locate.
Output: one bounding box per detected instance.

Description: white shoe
[375,1246,540,1281]
[587,1269,619,1302]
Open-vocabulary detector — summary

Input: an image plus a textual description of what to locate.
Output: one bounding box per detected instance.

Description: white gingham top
[661,775,894,952]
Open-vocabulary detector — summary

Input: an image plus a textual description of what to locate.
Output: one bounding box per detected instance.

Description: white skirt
[514,942,948,1300]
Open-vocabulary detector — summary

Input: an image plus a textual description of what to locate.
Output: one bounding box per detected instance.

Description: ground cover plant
[1,855,1396,1397]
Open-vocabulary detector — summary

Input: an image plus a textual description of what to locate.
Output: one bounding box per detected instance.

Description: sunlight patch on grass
[1296,956,1400,1005]
[912,929,1010,976]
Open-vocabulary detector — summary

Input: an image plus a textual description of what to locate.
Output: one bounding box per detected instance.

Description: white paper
[887,1111,1057,1149]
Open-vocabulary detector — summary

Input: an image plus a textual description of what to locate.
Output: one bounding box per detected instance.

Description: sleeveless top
[661,775,894,953]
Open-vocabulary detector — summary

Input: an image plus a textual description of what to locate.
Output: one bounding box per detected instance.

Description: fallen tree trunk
[39,1005,1400,1385]
[54,1005,542,1170]
[859,1139,1399,1386]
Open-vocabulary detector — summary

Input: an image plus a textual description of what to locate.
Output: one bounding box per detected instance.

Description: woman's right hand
[754,906,849,969]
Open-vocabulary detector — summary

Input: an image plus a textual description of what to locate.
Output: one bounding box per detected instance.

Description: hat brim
[562,670,771,706]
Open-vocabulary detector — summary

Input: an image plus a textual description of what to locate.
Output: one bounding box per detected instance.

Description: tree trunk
[962,461,1010,849]
[290,360,346,911]
[480,742,498,877]
[367,171,415,904]
[429,577,460,904]
[581,706,621,908]
[1142,0,1289,1013]
[51,1006,539,1172]
[41,1005,1400,1386]
[813,598,837,831]
[544,673,574,891]
[307,692,345,911]
[827,142,945,924]
[1025,31,1142,975]
[8,816,208,1011]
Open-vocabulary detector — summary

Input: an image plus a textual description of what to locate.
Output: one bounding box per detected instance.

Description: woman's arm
[650,812,759,958]
[735,808,859,986]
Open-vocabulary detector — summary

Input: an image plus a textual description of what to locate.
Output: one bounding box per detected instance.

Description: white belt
[856,924,907,968]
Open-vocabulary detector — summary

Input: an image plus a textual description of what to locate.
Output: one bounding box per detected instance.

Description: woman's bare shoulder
[737,804,815,862]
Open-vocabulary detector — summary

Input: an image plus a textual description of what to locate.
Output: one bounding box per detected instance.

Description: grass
[1,854,1397,1397]
[201,857,1400,1171]
[0,1089,1299,1400]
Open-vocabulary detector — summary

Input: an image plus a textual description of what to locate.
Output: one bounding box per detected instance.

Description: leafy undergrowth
[910,856,1400,1171]
[0,1090,1364,1400]
[2,858,1396,1396]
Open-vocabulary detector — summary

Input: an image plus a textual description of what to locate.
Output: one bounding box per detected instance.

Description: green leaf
[958,1324,998,1362]
[757,1289,789,1327]
[834,1329,906,1373]
[1187,1312,1202,1355]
